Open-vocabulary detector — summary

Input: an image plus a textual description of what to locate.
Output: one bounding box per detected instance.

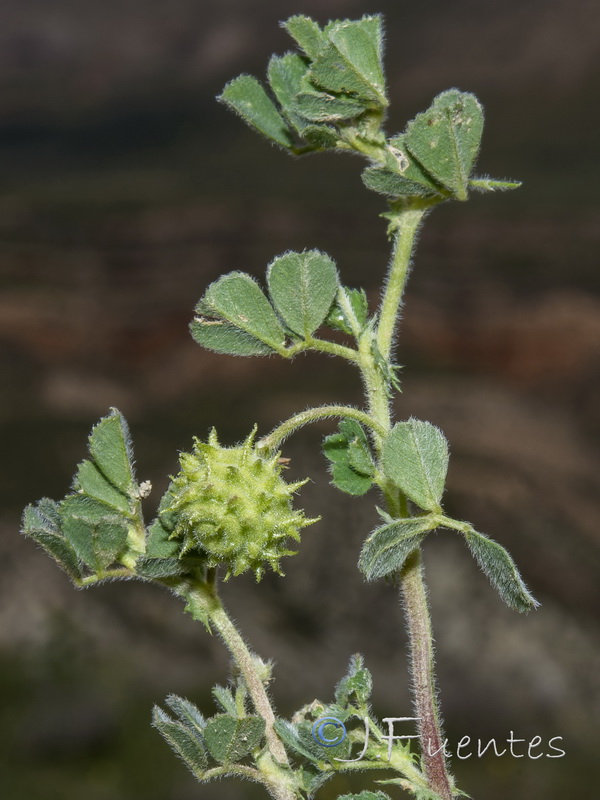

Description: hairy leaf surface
[267,250,339,338]
[383,419,449,511]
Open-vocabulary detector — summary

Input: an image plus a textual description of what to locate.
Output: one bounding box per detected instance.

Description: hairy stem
[376,206,427,361]
[258,404,385,452]
[362,207,453,798]
[401,551,453,800]
[184,581,291,771]
[284,336,360,362]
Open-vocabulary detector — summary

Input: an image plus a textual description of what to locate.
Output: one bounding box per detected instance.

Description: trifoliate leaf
[267,250,339,338]
[88,409,136,495]
[152,706,209,773]
[359,516,438,580]
[283,15,326,60]
[22,410,145,581]
[203,714,265,763]
[196,272,286,355]
[462,526,540,613]
[382,419,449,512]
[219,75,295,149]
[405,90,484,201]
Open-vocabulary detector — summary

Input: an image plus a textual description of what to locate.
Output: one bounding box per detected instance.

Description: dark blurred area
[1,0,599,798]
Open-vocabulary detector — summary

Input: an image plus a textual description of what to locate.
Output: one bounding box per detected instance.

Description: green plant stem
[401,551,453,800]
[376,206,427,361]
[78,567,134,586]
[362,207,453,799]
[181,579,298,800]
[258,405,386,452]
[284,336,360,362]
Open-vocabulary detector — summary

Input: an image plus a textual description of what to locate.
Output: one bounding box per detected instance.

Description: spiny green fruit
[161,428,318,580]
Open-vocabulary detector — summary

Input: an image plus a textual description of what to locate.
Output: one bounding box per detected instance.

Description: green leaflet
[347,432,375,476]
[145,518,180,558]
[134,556,186,579]
[283,15,326,60]
[21,499,83,581]
[139,514,197,576]
[74,460,131,515]
[22,409,145,582]
[382,419,449,512]
[194,272,287,356]
[386,134,445,192]
[267,250,339,338]
[335,654,373,708]
[326,287,369,337]
[362,166,441,198]
[405,90,484,201]
[88,409,137,496]
[211,685,238,716]
[327,459,371,496]
[294,89,367,122]
[165,695,206,735]
[203,714,265,763]
[302,124,340,149]
[219,74,295,149]
[298,766,332,795]
[267,52,310,133]
[152,706,209,773]
[311,17,387,107]
[183,589,212,632]
[60,495,128,572]
[190,319,275,356]
[462,526,539,613]
[323,419,375,496]
[359,516,438,581]
[274,715,351,764]
[274,719,326,765]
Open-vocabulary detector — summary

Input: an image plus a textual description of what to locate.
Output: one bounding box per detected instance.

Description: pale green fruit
[161,428,318,580]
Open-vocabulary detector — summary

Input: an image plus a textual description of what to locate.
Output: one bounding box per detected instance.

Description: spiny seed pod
[162,427,318,580]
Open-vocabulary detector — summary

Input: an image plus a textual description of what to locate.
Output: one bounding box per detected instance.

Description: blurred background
[1,0,599,798]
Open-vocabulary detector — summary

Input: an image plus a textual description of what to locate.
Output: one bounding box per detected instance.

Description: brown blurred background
[1,0,599,798]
